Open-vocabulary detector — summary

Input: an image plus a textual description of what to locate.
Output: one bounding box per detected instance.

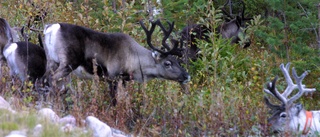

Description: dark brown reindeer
[179,0,251,63]
[43,20,190,105]
[264,63,319,135]
[0,18,46,84]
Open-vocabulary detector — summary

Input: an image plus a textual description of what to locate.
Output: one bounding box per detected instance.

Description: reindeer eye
[280,112,287,118]
[164,61,172,68]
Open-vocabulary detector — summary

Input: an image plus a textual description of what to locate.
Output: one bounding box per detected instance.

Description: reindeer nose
[243,40,251,48]
[184,73,191,81]
[184,73,189,78]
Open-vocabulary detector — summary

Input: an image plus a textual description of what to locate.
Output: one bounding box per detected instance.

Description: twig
[29,27,43,32]
[138,108,156,135]
[297,2,319,46]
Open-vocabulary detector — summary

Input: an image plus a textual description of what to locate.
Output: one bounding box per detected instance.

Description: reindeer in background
[0,18,46,84]
[179,0,252,63]
[264,63,320,135]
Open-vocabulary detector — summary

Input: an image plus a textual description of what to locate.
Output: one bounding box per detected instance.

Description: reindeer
[1,18,46,84]
[43,19,190,105]
[179,24,210,62]
[179,0,251,63]
[264,63,319,135]
[0,18,20,63]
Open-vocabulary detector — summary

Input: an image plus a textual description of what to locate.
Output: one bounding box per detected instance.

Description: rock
[60,123,74,133]
[1,105,129,137]
[0,96,15,113]
[86,116,113,137]
[38,108,60,123]
[59,115,76,126]
[33,124,43,137]
[112,128,129,137]
[59,115,77,133]
[5,130,27,137]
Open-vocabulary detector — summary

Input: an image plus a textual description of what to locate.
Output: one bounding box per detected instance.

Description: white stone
[0,96,15,113]
[5,134,26,137]
[38,108,60,123]
[33,124,43,137]
[60,123,74,133]
[59,115,76,126]
[5,130,27,137]
[86,116,113,137]
[112,128,128,137]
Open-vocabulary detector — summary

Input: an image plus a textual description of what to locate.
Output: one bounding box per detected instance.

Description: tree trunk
[112,0,116,13]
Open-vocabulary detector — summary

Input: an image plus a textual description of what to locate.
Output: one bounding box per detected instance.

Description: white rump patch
[44,23,61,62]
[44,23,60,35]
[3,43,20,77]
[3,43,17,59]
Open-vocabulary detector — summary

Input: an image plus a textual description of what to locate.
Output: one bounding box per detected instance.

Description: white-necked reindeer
[43,19,190,105]
[264,63,319,135]
[0,18,46,83]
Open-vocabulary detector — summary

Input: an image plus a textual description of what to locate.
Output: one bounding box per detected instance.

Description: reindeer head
[140,19,190,84]
[220,0,251,48]
[264,63,316,133]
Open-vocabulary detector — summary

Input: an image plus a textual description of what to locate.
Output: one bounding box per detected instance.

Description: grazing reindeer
[1,18,46,83]
[43,20,190,105]
[179,0,251,63]
[264,63,319,135]
[179,24,210,62]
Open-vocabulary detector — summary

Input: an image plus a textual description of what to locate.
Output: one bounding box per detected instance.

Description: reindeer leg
[51,62,74,91]
[0,60,3,76]
[108,80,118,106]
[43,60,58,87]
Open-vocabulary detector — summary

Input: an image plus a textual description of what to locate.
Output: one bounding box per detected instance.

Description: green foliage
[253,0,320,111]
[0,122,19,131]
[257,0,319,58]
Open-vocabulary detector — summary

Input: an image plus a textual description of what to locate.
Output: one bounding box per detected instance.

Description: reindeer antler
[264,76,287,105]
[264,63,316,106]
[221,0,234,20]
[155,20,174,50]
[140,19,182,57]
[140,20,158,51]
[221,0,252,24]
